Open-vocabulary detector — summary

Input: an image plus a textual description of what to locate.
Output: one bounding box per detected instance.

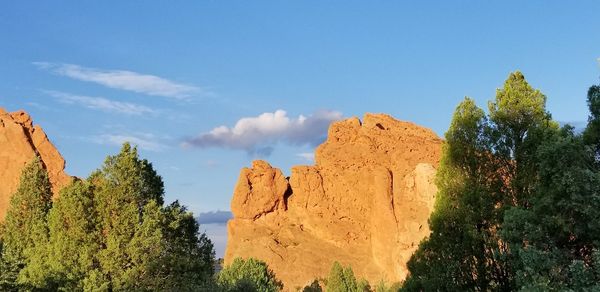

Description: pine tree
[326,262,355,292]
[403,98,493,291]
[500,83,600,290]
[91,143,165,290]
[0,157,53,290]
[121,199,165,290]
[90,143,215,290]
[217,257,283,292]
[1,144,216,291]
[326,262,361,292]
[403,72,553,291]
[28,179,101,290]
[583,83,600,158]
[160,201,215,290]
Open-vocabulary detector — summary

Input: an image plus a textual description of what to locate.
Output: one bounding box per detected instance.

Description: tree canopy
[2,73,599,292]
[217,257,283,292]
[0,157,53,291]
[402,73,600,291]
[0,143,215,291]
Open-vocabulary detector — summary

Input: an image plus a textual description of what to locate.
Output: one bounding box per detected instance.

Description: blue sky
[1,1,599,256]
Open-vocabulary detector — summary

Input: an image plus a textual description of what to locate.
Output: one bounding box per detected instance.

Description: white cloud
[25,102,53,111]
[296,152,315,162]
[34,62,201,99]
[183,109,342,156]
[45,90,155,115]
[92,133,167,152]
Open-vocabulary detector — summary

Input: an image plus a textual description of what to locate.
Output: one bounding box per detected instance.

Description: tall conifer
[0,157,53,290]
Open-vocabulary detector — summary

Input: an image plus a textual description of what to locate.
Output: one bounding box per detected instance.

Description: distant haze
[196,211,232,258]
[196,210,232,225]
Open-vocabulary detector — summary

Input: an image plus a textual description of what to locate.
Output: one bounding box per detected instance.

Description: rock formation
[0,107,71,220]
[225,113,443,290]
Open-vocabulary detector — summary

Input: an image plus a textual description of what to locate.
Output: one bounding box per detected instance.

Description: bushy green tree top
[403,72,600,291]
[403,72,553,291]
[489,71,549,143]
[1,157,52,248]
[327,262,358,292]
[0,157,53,290]
[96,142,164,208]
[499,81,600,290]
[0,143,215,291]
[584,83,600,156]
[326,262,372,292]
[217,257,283,292]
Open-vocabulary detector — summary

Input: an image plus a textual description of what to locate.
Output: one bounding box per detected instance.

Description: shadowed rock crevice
[225,113,443,290]
[282,184,293,211]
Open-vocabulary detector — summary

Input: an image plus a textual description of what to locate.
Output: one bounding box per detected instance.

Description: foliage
[325,261,372,292]
[301,279,323,292]
[357,279,371,292]
[159,201,216,289]
[583,83,600,158]
[374,280,401,292]
[326,262,357,292]
[0,157,53,291]
[3,73,600,292]
[22,179,100,290]
[501,99,600,289]
[403,73,600,291]
[301,271,399,292]
[217,257,283,292]
[403,72,553,291]
[0,143,215,291]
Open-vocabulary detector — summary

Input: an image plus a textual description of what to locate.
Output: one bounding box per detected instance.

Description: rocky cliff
[225,113,443,289]
[0,107,71,220]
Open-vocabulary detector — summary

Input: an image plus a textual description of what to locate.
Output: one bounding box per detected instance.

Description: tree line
[1,71,599,291]
[216,72,600,291]
[0,144,216,291]
[402,72,600,291]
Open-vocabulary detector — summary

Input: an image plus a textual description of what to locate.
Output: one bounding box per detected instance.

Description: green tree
[90,143,166,290]
[0,157,53,291]
[217,257,283,292]
[91,143,215,291]
[403,72,553,291]
[583,83,600,158]
[326,262,359,292]
[0,144,216,291]
[356,279,371,292]
[121,200,216,291]
[374,280,401,292]
[160,201,215,290]
[501,99,600,289]
[24,179,100,290]
[301,279,323,292]
[402,98,493,291]
[120,199,166,290]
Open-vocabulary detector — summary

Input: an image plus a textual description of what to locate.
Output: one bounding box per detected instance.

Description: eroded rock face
[225,113,443,290]
[0,107,71,220]
[231,160,289,219]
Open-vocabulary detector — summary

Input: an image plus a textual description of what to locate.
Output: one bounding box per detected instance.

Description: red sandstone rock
[225,113,443,290]
[0,107,71,220]
[231,160,289,219]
